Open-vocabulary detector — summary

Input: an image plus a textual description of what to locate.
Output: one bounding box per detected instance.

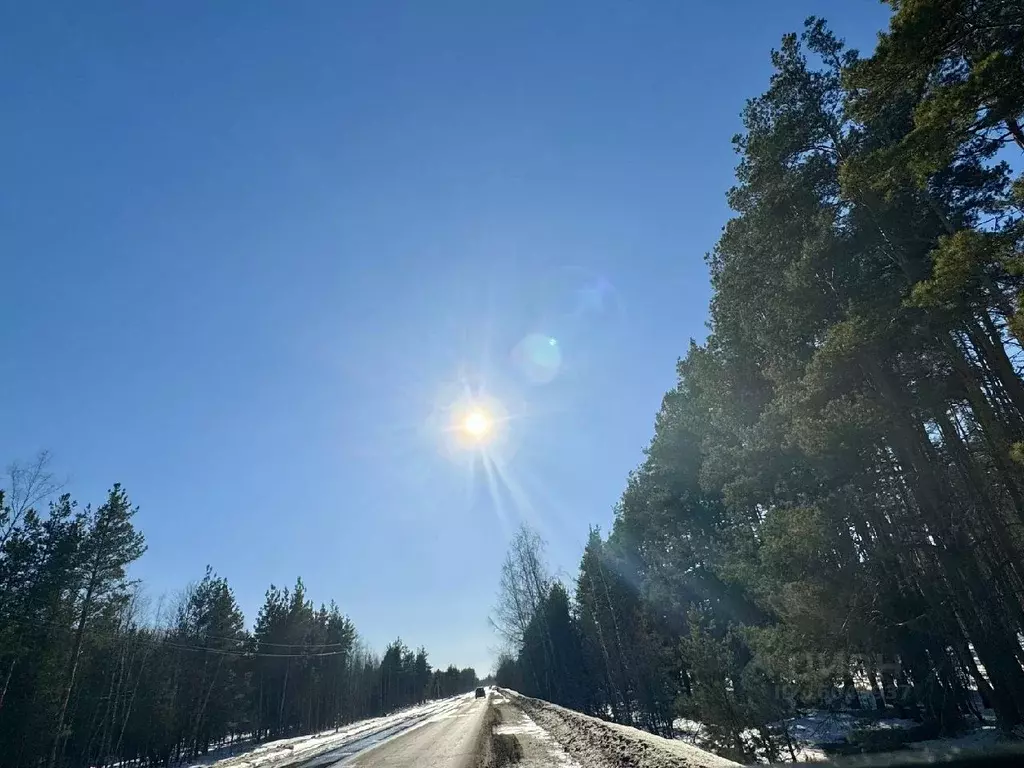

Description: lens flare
[511,333,562,384]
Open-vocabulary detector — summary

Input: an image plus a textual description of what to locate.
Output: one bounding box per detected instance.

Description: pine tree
[1,468,475,767]
[496,5,1024,752]
[50,485,145,768]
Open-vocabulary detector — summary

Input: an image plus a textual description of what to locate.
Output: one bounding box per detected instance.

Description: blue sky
[1,1,890,674]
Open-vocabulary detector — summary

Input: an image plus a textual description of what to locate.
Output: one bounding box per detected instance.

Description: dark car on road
[474,687,486,698]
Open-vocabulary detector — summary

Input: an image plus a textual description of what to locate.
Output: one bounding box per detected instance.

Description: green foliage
[678,614,793,763]
[0,473,478,768]
[500,3,1024,761]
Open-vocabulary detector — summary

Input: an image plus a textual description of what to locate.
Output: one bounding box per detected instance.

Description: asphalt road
[291,694,488,768]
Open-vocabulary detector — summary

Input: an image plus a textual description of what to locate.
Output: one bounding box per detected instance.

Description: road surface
[289,694,489,768]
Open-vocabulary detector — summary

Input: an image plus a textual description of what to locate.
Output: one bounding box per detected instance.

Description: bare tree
[489,524,551,647]
[2,450,65,545]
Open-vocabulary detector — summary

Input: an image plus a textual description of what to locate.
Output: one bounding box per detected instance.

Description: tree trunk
[868,669,886,711]
[1006,118,1024,151]
[49,580,96,768]
[278,660,290,736]
[115,640,152,758]
[0,658,15,713]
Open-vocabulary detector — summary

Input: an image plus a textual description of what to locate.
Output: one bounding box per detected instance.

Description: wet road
[291,694,488,768]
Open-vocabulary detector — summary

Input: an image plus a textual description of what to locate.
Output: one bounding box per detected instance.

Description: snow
[785,711,919,745]
[499,688,739,768]
[779,711,920,761]
[909,724,1004,755]
[675,707,1012,763]
[195,694,471,768]
[494,708,582,768]
[503,689,1012,766]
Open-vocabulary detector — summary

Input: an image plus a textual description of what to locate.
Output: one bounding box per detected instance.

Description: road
[290,694,489,768]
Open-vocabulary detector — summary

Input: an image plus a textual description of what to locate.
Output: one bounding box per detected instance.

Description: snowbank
[498,688,739,768]
[490,704,581,768]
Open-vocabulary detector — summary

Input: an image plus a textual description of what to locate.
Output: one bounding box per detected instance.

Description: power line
[3,615,360,658]
[147,637,356,659]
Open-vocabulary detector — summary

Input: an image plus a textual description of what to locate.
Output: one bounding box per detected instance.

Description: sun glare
[462,409,491,439]
[438,390,509,455]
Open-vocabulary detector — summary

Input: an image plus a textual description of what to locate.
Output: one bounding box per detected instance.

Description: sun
[438,391,507,454]
[462,409,492,440]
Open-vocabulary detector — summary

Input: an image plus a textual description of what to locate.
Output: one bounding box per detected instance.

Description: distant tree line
[0,454,478,768]
[495,1,1024,762]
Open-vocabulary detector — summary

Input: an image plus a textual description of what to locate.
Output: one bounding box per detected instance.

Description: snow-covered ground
[194,694,471,768]
[498,689,1014,765]
[490,690,582,767]
[675,708,1008,763]
[186,688,1015,767]
[497,688,738,768]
